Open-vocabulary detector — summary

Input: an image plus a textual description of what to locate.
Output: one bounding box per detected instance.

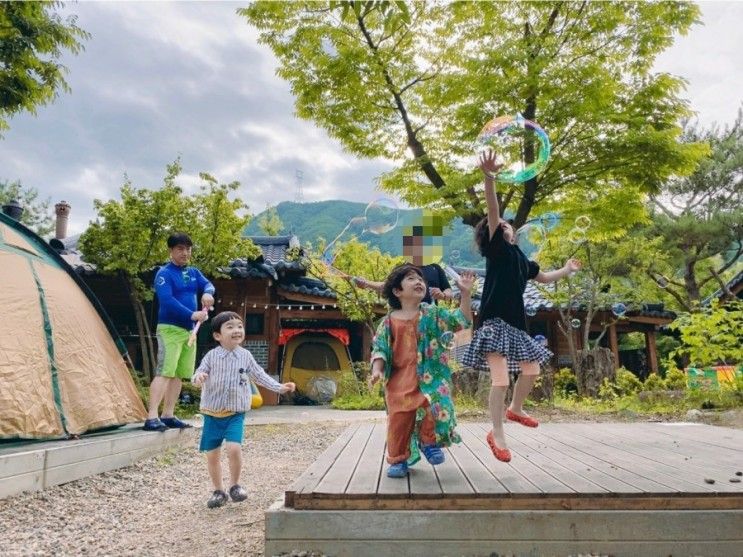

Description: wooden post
[645,328,658,375]
[609,324,619,368]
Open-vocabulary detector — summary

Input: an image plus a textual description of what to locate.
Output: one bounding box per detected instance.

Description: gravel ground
[0,422,350,557]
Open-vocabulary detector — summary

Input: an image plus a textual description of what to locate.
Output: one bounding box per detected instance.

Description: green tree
[79,161,258,378]
[538,228,664,395]
[0,179,53,236]
[0,1,89,134]
[242,1,704,228]
[647,110,743,311]
[298,237,402,334]
[256,204,285,236]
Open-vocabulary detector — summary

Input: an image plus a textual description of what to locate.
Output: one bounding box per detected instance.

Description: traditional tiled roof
[704,269,743,305]
[280,276,337,299]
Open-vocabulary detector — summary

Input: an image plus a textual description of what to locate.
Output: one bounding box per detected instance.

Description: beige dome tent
[0,212,146,440]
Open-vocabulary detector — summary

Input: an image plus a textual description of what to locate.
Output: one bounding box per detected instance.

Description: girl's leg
[206,447,223,491]
[486,352,509,449]
[509,361,540,416]
[225,442,242,486]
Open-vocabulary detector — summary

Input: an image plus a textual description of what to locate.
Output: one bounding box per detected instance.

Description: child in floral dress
[369,263,475,478]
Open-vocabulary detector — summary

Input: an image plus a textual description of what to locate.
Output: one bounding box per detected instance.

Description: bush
[614,367,643,396]
[553,368,577,397]
[331,369,385,410]
[663,367,687,390]
[642,373,666,392]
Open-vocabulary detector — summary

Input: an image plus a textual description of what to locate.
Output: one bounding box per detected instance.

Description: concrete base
[0,424,195,499]
[265,500,743,557]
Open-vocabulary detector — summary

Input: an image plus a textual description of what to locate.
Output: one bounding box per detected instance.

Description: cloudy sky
[1,1,741,236]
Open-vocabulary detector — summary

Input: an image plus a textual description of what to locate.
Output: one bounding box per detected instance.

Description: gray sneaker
[207,490,228,509]
[229,484,248,502]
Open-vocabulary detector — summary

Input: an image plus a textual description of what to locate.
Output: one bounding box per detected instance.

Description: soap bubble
[611,302,627,317]
[570,318,581,329]
[574,215,592,231]
[440,331,455,350]
[364,197,399,235]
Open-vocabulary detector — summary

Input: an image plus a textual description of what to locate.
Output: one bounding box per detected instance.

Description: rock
[730,478,741,483]
[704,478,715,484]
[685,409,703,421]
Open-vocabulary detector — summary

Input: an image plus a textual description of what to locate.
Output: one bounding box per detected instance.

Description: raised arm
[479,150,503,240]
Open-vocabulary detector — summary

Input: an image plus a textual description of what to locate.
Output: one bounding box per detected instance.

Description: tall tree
[647,110,743,311]
[79,161,259,378]
[256,204,285,236]
[0,1,88,134]
[242,1,704,228]
[0,179,53,236]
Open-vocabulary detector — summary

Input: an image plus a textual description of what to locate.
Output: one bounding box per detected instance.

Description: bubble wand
[187,306,212,347]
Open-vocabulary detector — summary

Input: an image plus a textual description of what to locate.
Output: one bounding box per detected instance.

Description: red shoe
[486,431,512,462]
[506,409,539,428]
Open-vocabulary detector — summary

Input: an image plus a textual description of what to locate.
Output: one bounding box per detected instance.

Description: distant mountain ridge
[244,200,483,267]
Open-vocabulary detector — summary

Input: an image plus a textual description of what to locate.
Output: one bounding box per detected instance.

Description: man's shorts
[155,324,196,379]
[199,413,245,452]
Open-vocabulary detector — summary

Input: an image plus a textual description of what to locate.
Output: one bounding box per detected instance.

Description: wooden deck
[267,422,743,556]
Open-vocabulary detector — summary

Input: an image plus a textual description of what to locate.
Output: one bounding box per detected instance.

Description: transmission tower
[294,169,304,203]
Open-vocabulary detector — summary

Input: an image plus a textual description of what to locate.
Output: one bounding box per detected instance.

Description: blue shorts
[199,412,245,452]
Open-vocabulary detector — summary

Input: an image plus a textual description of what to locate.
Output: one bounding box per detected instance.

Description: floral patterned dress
[371,302,471,465]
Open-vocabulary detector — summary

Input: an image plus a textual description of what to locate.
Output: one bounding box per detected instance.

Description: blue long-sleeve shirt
[154,262,215,331]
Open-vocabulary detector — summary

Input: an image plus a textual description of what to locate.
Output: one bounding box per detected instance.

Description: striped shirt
[194,346,284,413]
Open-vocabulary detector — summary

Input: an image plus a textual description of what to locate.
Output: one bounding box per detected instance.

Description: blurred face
[169,244,192,266]
[213,318,244,350]
[402,235,424,266]
[393,270,426,303]
[500,219,516,244]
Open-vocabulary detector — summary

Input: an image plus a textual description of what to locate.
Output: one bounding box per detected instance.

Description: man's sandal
[486,431,512,463]
[506,409,539,428]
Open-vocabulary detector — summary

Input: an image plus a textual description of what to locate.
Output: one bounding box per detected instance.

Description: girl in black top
[463,151,580,462]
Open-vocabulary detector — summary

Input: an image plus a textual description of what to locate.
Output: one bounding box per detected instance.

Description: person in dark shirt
[354,230,454,304]
[462,151,580,462]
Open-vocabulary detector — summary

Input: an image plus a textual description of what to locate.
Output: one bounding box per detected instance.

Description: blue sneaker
[421,444,445,465]
[160,416,193,429]
[386,462,408,478]
[142,418,168,432]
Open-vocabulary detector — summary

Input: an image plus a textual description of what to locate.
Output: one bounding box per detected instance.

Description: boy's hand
[192,372,208,386]
[368,368,384,391]
[455,271,477,294]
[280,382,296,394]
[479,149,504,177]
[565,258,582,274]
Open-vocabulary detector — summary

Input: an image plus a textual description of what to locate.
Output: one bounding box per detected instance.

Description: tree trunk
[575,347,616,398]
[125,276,155,381]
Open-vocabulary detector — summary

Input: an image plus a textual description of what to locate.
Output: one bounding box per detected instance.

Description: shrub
[614,367,643,396]
[663,367,687,390]
[553,368,577,397]
[642,373,667,392]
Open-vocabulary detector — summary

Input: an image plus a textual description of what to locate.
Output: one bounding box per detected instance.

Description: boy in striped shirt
[192,311,295,508]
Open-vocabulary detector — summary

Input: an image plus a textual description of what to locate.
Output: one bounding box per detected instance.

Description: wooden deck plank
[511,427,643,494]
[345,423,386,495]
[433,447,475,495]
[556,424,721,493]
[457,424,539,495]
[472,423,576,494]
[626,423,743,464]
[408,462,443,497]
[522,427,676,494]
[288,423,360,503]
[633,422,743,452]
[314,423,374,495]
[574,423,743,487]
[447,427,508,495]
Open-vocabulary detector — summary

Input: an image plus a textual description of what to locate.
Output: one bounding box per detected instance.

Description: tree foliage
[0,179,53,236]
[647,110,743,311]
[256,204,285,236]
[668,300,743,369]
[242,1,704,228]
[0,1,89,134]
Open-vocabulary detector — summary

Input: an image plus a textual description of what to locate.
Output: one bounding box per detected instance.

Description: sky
[1,1,741,236]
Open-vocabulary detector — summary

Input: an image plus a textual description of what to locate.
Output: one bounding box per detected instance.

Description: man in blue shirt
[144,232,215,431]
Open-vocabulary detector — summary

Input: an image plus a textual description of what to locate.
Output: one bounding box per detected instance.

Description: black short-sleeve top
[420,263,451,305]
[478,225,540,332]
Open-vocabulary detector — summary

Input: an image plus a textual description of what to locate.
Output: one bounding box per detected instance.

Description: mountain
[244,200,484,267]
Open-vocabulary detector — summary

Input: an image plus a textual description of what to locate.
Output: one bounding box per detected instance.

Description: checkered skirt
[462,318,553,374]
